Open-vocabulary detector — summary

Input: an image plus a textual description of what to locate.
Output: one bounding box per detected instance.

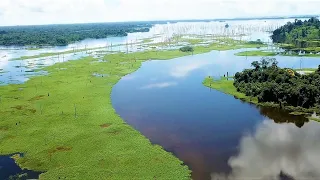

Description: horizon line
[1,14,319,27]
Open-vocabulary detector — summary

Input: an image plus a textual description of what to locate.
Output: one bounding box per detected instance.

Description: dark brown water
[112,50,320,180]
[0,154,41,180]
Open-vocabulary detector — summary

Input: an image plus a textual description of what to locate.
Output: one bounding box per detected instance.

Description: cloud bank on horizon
[0,0,319,26]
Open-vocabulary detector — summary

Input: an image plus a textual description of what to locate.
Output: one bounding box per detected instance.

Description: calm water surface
[1,18,320,179]
[0,155,41,180]
[0,18,308,84]
[112,50,320,180]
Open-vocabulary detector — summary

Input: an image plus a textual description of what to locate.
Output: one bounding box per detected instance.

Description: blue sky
[0,0,319,26]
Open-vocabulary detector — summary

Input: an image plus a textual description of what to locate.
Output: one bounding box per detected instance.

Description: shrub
[179,46,194,52]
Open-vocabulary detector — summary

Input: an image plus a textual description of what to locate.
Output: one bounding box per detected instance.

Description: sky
[0,0,319,26]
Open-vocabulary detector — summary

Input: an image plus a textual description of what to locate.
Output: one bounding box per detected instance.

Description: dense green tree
[179,46,194,52]
[234,57,320,109]
[272,17,320,50]
[251,61,261,70]
[0,22,152,46]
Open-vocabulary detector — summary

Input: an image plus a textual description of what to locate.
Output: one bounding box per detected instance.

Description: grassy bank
[234,50,320,57]
[26,47,42,51]
[203,77,320,120]
[13,38,265,61]
[0,51,194,179]
[295,68,317,75]
[12,44,124,61]
[234,50,277,56]
[203,77,258,103]
[1,39,267,179]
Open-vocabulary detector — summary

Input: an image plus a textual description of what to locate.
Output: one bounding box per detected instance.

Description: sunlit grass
[202,77,258,103]
[141,38,154,43]
[234,50,277,56]
[234,50,320,57]
[26,47,42,51]
[0,52,192,179]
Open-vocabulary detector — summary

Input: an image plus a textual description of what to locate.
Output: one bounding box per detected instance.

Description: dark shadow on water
[0,154,41,180]
[259,106,309,128]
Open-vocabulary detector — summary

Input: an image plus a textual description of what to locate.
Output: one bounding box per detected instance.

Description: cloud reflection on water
[170,60,211,78]
[0,59,8,70]
[140,82,177,89]
[211,120,320,180]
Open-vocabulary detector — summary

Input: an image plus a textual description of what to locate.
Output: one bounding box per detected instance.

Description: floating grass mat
[234,50,277,56]
[234,50,320,57]
[0,39,274,178]
[0,52,194,179]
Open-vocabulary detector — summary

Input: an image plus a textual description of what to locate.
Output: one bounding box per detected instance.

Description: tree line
[271,17,320,49]
[234,57,320,110]
[0,22,151,47]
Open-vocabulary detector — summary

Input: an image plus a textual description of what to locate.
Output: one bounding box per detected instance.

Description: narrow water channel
[112,49,320,180]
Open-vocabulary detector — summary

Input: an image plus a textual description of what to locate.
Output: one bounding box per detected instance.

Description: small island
[203,57,320,120]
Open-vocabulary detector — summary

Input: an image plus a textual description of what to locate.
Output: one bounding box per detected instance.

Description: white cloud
[0,0,319,26]
[140,82,177,89]
[211,120,320,180]
[170,60,211,78]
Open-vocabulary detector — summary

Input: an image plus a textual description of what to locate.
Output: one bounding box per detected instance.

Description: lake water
[1,17,320,179]
[0,17,307,84]
[0,154,41,180]
[111,50,320,180]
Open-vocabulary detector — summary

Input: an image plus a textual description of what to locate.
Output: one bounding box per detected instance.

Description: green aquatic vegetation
[181,38,204,45]
[12,46,115,61]
[141,38,154,43]
[1,39,270,179]
[295,68,316,75]
[283,53,320,57]
[290,112,308,116]
[234,50,277,56]
[309,117,320,122]
[234,50,320,57]
[15,38,265,61]
[26,47,42,51]
[13,52,65,60]
[203,77,258,103]
[194,41,264,53]
[0,53,191,179]
[295,68,316,72]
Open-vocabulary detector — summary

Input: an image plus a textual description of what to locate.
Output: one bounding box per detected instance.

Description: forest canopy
[271,17,320,49]
[234,57,320,110]
[0,22,151,47]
